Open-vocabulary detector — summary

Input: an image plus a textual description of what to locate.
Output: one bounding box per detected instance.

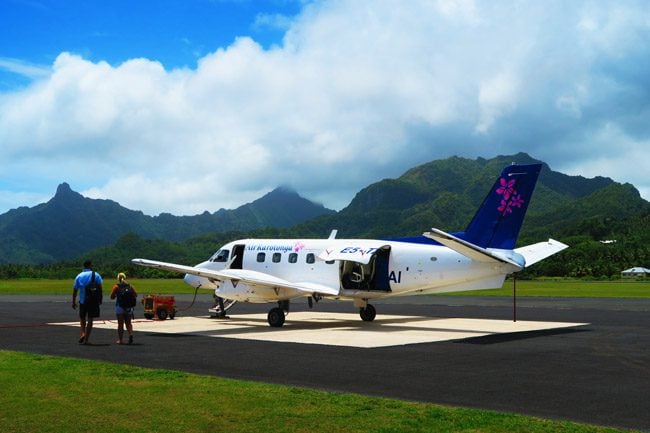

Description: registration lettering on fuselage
[339,246,377,256]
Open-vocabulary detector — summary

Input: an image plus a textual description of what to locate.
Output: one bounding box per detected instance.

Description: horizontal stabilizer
[423,228,524,269]
[514,239,569,267]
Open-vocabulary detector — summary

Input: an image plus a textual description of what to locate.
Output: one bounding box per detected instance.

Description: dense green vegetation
[1,213,647,281]
[0,227,304,279]
[0,350,632,433]
[0,185,333,264]
[522,213,650,278]
[1,216,648,281]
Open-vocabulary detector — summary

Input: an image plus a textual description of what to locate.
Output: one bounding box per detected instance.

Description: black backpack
[84,272,102,306]
[117,283,137,309]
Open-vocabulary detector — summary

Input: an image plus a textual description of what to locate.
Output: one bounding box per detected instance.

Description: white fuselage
[185,238,517,303]
[131,163,566,327]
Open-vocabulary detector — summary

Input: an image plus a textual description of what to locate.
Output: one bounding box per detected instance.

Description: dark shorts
[79,303,100,319]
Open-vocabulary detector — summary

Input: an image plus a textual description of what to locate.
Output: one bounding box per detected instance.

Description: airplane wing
[423,228,524,268]
[131,258,340,296]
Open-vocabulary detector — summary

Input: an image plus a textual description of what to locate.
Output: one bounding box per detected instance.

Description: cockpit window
[210,249,230,262]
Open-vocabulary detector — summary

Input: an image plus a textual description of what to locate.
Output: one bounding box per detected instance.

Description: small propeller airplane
[133,163,567,327]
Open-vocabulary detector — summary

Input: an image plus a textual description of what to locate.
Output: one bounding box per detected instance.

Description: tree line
[1,212,648,280]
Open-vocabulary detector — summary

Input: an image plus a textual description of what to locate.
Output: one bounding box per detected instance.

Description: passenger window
[257,252,266,263]
[326,260,335,265]
[289,253,298,263]
[306,253,315,264]
[272,252,281,263]
[211,249,230,262]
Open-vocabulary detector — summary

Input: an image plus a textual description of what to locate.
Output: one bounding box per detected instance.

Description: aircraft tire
[267,307,286,327]
[360,304,376,322]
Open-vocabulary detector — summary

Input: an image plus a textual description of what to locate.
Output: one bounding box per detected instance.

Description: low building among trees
[621,267,650,278]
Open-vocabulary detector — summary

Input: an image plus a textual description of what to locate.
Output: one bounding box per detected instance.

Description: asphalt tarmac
[1,294,648,432]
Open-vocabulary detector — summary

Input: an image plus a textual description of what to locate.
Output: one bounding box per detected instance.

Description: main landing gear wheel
[267,307,286,327]
[359,304,376,322]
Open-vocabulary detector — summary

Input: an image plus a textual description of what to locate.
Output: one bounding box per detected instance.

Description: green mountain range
[294,153,649,242]
[1,153,649,278]
[0,184,334,264]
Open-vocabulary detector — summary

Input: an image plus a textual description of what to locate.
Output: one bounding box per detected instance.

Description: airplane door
[371,246,391,291]
[339,246,391,292]
[230,244,245,269]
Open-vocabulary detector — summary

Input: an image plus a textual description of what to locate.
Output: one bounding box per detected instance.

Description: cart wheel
[170,310,176,320]
[144,313,153,320]
[156,308,168,320]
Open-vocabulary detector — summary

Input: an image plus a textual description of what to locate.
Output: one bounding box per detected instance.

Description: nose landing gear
[209,295,237,318]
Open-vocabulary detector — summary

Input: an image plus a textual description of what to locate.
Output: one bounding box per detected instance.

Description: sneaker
[78,336,85,344]
[128,335,133,345]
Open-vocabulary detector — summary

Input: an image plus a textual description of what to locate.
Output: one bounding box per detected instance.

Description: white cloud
[476,70,520,133]
[557,122,650,200]
[1,0,649,216]
[0,57,50,79]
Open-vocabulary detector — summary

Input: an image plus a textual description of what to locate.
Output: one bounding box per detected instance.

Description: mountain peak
[55,182,73,196]
[232,186,334,228]
[252,186,304,205]
[51,182,84,204]
[257,186,331,211]
[266,186,298,197]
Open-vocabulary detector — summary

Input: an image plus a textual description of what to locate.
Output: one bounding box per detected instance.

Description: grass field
[0,278,192,295]
[1,278,649,298]
[0,350,634,433]
[441,279,650,298]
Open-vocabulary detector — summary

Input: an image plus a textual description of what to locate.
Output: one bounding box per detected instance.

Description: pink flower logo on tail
[496,178,524,216]
[496,178,517,199]
[510,194,524,208]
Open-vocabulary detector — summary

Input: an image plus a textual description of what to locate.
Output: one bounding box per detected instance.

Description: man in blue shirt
[72,260,103,345]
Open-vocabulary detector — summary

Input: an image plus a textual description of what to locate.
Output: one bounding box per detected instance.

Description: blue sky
[1,0,299,88]
[1,0,649,216]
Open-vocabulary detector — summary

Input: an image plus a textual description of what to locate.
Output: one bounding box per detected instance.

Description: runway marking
[50,313,588,348]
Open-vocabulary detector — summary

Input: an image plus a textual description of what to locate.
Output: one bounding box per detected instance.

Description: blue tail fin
[458,163,542,249]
